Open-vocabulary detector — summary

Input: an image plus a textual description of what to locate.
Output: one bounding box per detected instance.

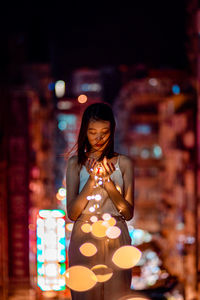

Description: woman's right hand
[85,158,98,180]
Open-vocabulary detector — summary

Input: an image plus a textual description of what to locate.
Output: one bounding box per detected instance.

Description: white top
[79,156,123,216]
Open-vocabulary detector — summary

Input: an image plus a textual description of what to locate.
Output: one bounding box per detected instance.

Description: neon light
[55,80,65,98]
[39,210,51,218]
[52,210,65,218]
[37,209,66,291]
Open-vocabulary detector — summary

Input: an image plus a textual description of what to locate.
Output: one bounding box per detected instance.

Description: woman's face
[87,119,111,152]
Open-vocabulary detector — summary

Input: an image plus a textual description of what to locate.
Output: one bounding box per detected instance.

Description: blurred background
[0,1,200,299]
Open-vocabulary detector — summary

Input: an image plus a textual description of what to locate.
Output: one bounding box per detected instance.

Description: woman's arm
[66,156,96,221]
[103,155,134,221]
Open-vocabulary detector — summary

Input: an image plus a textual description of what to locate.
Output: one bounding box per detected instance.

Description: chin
[93,146,105,152]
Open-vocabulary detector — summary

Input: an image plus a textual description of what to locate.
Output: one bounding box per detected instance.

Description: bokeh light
[94,204,100,209]
[172,84,180,94]
[112,246,142,269]
[78,94,88,103]
[152,145,162,159]
[102,213,111,221]
[89,206,95,213]
[91,220,108,238]
[79,242,97,257]
[66,223,74,231]
[107,217,116,227]
[56,192,65,201]
[58,120,67,131]
[106,226,121,239]
[148,78,158,86]
[81,223,92,233]
[57,100,72,110]
[140,148,150,159]
[94,194,102,201]
[66,266,97,291]
[90,216,98,223]
[55,80,65,98]
[91,264,113,282]
[58,187,66,197]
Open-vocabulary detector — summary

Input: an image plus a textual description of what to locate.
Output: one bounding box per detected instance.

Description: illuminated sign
[37,209,66,291]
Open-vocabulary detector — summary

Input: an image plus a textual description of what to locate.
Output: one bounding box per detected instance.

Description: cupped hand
[101,157,115,180]
[85,158,98,179]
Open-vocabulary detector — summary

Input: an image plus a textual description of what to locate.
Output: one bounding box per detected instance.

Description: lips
[95,144,104,147]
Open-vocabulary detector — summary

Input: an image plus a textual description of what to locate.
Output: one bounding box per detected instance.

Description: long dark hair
[77,102,116,165]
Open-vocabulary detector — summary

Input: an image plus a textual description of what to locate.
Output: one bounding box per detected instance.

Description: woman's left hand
[101,157,115,181]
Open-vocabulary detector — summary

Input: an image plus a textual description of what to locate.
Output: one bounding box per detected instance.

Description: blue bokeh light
[172,84,180,95]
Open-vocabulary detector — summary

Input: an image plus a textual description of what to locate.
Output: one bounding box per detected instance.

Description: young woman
[66,102,134,300]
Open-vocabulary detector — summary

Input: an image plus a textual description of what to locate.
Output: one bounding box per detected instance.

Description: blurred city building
[113,69,197,299]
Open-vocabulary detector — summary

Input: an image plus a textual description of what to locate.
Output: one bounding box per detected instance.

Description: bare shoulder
[118,154,133,175]
[119,154,132,166]
[67,155,80,171]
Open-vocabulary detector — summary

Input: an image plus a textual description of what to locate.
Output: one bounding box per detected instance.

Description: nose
[96,134,103,141]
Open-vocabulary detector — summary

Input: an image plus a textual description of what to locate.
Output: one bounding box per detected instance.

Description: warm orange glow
[56,192,65,201]
[112,246,142,269]
[81,223,92,233]
[107,217,116,227]
[106,226,121,239]
[91,220,107,238]
[66,223,74,231]
[79,243,97,257]
[66,266,97,291]
[91,264,113,282]
[78,94,88,104]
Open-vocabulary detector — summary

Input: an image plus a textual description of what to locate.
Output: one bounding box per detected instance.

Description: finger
[91,159,97,169]
[103,157,108,165]
[86,159,95,172]
[110,162,115,172]
[88,158,95,169]
[100,163,106,174]
[102,157,110,172]
[102,161,110,173]
[107,163,114,173]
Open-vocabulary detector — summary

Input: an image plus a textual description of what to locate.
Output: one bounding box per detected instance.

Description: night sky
[1,0,188,78]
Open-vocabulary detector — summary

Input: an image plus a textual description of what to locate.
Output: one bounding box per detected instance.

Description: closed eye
[102,130,110,134]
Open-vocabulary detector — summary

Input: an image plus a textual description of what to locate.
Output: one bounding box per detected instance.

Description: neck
[87,151,102,160]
